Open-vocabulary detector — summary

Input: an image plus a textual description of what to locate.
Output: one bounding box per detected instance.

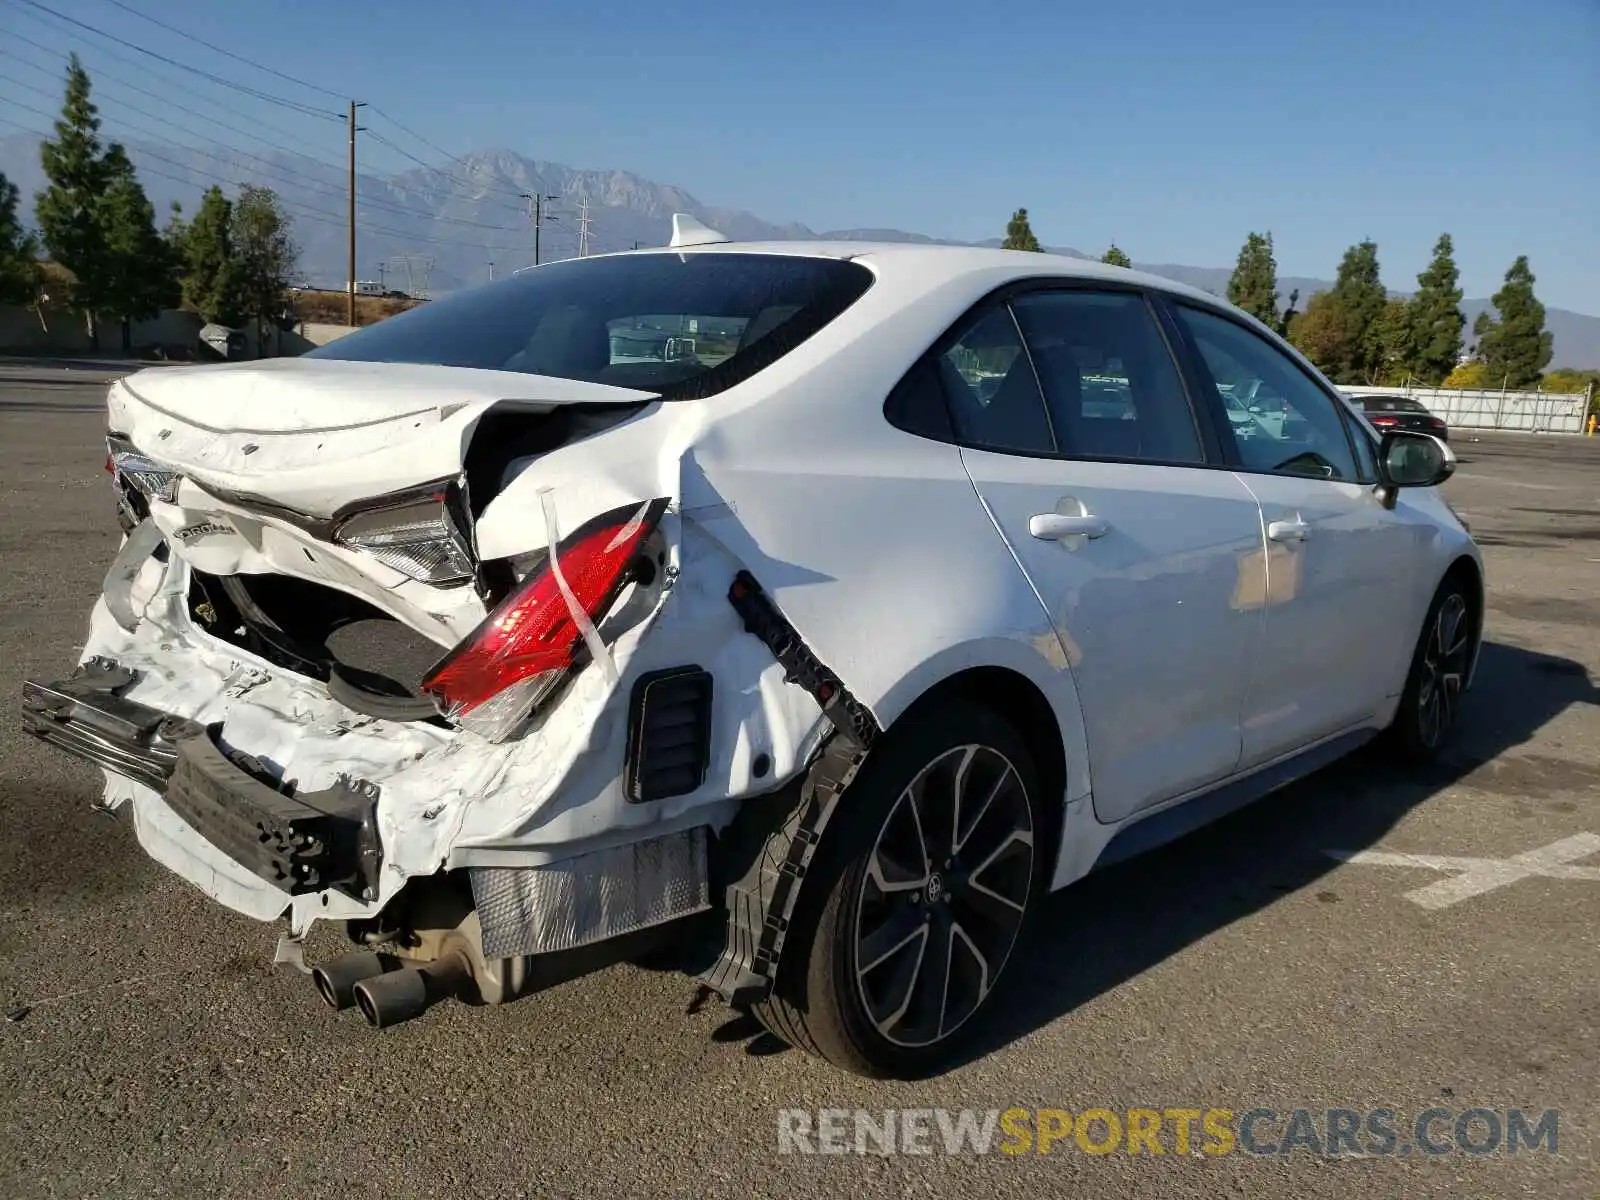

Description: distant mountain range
[2,133,1596,368]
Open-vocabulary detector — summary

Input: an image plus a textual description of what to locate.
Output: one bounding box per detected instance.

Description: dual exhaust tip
[312,949,471,1029]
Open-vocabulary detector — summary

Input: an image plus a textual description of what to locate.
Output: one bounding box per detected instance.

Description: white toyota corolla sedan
[24,216,1482,1077]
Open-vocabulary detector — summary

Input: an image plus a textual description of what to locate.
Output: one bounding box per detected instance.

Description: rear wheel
[1385,578,1475,761]
[752,702,1045,1077]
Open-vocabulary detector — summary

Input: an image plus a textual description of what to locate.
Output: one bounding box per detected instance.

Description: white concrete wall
[1343,385,1589,434]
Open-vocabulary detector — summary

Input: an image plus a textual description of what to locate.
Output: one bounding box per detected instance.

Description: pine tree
[1226,232,1280,326]
[1001,208,1042,252]
[1406,233,1464,384]
[1101,243,1131,268]
[34,54,114,342]
[1327,240,1387,382]
[233,185,298,351]
[0,171,39,307]
[1473,256,1552,389]
[179,186,246,325]
[1374,298,1414,385]
[97,146,179,349]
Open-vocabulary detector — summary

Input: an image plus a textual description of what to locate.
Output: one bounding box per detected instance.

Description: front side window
[1175,306,1359,481]
[1010,290,1203,464]
[307,253,873,400]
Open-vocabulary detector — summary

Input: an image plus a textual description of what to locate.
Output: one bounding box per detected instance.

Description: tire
[752,701,1046,1078]
[1384,576,1476,762]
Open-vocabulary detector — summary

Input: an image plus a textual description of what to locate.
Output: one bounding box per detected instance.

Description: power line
[5,0,341,120]
[0,55,532,234]
[4,15,340,149]
[95,0,347,100]
[0,110,537,255]
[12,0,553,234]
[367,104,546,199]
[362,129,529,214]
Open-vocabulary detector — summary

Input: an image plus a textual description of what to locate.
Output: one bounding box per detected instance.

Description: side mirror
[1376,430,1455,507]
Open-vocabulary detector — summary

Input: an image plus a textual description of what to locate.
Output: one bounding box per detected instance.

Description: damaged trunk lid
[110,357,657,517]
[107,359,660,674]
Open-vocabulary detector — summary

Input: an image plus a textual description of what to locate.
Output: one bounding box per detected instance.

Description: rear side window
[936,306,1055,455]
[1010,291,1203,463]
[307,253,873,400]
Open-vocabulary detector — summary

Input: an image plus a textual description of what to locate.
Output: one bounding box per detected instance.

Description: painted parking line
[1325,833,1600,910]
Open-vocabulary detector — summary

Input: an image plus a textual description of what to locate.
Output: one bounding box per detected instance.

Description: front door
[1170,303,1416,767]
[938,289,1268,823]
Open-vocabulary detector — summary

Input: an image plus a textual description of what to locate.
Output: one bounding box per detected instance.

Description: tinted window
[1343,408,1380,482]
[1010,291,1202,463]
[307,253,873,400]
[1176,306,1359,481]
[937,306,1055,455]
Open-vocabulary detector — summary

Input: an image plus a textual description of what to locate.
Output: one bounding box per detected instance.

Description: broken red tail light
[421,498,669,741]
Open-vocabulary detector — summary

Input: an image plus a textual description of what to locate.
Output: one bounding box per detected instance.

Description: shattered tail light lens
[333,485,476,586]
[421,497,669,741]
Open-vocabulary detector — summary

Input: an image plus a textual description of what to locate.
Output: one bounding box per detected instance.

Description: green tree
[97,146,179,349]
[1287,290,1351,375]
[1374,298,1415,384]
[1406,233,1464,384]
[1101,243,1131,268]
[1326,240,1387,382]
[34,54,115,342]
[1001,208,1042,252]
[0,171,40,306]
[1226,232,1278,325]
[1542,368,1600,394]
[1473,256,1552,389]
[1226,231,1298,337]
[232,185,298,351]
[178,186,246,325]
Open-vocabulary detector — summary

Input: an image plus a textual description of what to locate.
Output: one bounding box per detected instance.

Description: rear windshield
[1361,396,1429,413]
[307,252,874,400]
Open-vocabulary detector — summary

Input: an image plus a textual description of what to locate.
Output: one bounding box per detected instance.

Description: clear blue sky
[4,0,1597,310]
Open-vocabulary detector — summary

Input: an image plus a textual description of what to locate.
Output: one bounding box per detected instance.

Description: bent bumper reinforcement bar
[22,657,384,899]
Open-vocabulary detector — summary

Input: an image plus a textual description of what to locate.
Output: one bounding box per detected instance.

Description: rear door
[937,286,1268,824]
[1166,303,1418,766]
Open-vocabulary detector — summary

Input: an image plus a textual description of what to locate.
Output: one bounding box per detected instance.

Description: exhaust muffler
[311,950,400,1011]
[350,951,471,1029]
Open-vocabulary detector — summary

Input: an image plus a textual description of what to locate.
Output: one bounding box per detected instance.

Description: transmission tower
[577,201,592,258]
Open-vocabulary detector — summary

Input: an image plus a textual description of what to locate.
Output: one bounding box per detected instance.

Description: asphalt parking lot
[1,361,1596,1198]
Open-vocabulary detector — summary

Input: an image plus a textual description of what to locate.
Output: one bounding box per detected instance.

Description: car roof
[621,239,1234,311]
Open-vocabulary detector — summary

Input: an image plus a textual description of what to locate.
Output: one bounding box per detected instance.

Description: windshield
[307,252,874,399]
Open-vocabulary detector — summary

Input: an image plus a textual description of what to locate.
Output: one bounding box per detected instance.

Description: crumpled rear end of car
[22,362,835,1026]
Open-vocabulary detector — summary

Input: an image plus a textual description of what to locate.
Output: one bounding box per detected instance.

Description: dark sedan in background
[1358,394,1450,441]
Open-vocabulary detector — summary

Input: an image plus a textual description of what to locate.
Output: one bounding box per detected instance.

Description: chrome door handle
[1267,519,1310,542]
[1029,513,1110,541]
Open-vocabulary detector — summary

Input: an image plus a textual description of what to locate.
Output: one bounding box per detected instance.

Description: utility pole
[488,260,495,282]
[346,100,366,326]
[376,260,386,292]
[521,192,559,265]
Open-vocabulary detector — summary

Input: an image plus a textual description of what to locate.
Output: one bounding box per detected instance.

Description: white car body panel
[958,451,1266,823]
[51,240,1482,938]
[1230,473,1427,765]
